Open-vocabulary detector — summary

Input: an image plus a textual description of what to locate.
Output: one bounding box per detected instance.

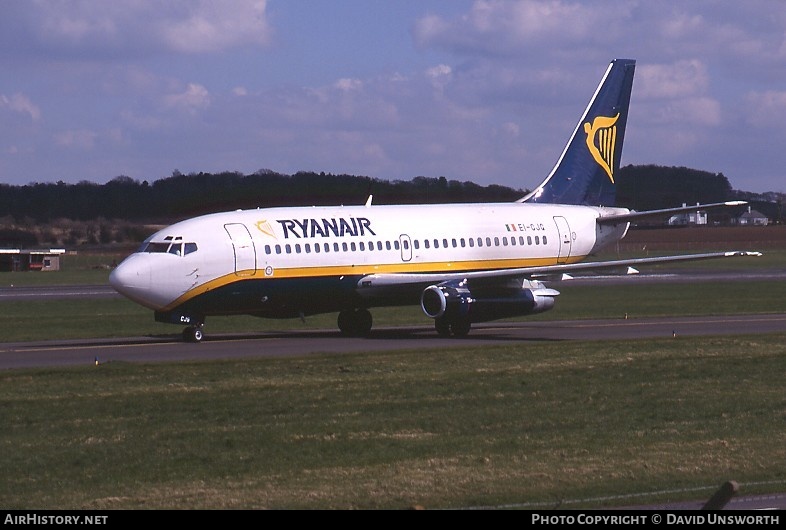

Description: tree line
[0,166,781,247]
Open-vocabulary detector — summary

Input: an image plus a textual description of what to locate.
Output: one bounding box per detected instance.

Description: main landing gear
[182,324,205,343]
[434,315,472,337]
[337,308,373,336]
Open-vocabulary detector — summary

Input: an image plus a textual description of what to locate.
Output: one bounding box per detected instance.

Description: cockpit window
[140,239,198,256]
[144,242,171,253]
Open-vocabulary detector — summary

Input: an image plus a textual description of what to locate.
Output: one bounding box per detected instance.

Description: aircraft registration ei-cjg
[110,59,761,342]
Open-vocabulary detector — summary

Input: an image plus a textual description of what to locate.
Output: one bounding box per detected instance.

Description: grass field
[0,225,784,509]
[2,334,785,509]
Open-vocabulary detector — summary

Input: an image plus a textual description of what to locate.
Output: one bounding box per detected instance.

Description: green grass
[1,334,784,509]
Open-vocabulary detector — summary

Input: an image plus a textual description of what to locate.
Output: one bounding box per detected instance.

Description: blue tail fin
[521,59,635,206]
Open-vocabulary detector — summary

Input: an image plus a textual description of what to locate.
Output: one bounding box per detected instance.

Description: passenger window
[264,245,271,255]
[535,236,540,245]
[494,237,500,246]
[276,244,282,254]
[527,236,532,245]
[543,236,548,245]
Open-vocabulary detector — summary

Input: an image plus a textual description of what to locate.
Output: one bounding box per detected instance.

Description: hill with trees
[0,165,782,247]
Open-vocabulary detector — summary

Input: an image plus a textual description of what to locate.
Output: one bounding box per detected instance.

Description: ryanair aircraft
[110,59,758,342]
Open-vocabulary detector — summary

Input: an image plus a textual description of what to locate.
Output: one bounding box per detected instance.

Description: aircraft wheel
[183,325,204,343]
[434,316,471,337]
[338,309,373,336]
[435,318,451,337]
[450,317,472,337]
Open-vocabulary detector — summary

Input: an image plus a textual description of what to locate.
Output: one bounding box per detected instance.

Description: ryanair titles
[275,217,376,239]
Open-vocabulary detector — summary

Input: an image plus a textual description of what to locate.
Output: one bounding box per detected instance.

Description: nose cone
[109,255,155,308]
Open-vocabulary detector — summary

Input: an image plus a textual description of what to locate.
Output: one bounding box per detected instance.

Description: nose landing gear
[182,324,205,343]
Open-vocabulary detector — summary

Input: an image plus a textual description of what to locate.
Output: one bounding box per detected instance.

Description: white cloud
[163,83,211,113]
[163,0,271,53]
[746,90,786,128]
[0,93,41,121]
[334,78,363,92]
[637,60,710,99]
[15,0,272,58]
[54,129,97,150]
[414,0,630,56]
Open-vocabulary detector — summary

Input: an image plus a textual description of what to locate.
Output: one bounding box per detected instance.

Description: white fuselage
[110,201,629,317]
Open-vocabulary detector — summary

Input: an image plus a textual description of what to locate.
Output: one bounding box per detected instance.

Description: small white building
[0,248,66,272]
[668,203,708,226]
[734,207,769,226]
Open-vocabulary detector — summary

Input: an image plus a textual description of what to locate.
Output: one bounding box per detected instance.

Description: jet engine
[420,279,559,328]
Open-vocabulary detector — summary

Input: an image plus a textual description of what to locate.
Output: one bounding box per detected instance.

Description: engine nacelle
[420,279,558,323]
[420,281,472,319]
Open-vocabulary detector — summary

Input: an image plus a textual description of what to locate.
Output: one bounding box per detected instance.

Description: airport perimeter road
[1,313,784,370]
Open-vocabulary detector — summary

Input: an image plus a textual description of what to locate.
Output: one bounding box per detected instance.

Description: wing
[356,251,761,291]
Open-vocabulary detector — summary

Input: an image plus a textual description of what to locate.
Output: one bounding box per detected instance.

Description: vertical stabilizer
[521,59,635,206]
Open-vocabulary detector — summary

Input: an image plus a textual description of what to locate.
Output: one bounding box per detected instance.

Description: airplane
[109,59,760,342]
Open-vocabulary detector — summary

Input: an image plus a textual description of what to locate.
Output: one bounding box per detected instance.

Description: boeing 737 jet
[110,59,759,342]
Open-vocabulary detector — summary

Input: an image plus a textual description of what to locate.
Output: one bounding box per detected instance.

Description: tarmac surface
[1,313,784,371]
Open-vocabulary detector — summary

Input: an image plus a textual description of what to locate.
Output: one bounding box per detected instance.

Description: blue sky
[1,1,785,193]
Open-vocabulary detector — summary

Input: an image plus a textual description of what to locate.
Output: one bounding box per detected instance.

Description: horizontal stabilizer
[597,201,748,225]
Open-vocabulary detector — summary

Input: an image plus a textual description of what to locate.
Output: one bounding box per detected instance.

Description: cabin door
[553,216,572,264]
[224,223,257,276]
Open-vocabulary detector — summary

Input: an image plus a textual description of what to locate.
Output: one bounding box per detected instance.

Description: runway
[2,313,784,370]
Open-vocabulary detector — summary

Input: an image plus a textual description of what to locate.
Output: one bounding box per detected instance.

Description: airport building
[0,248,66,272]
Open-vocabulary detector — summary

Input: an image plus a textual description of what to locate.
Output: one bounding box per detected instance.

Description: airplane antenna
[365,195,373,208]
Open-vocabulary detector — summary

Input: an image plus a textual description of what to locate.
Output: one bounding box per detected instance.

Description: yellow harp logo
[255,220,277,239]
[583,113,619,183]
